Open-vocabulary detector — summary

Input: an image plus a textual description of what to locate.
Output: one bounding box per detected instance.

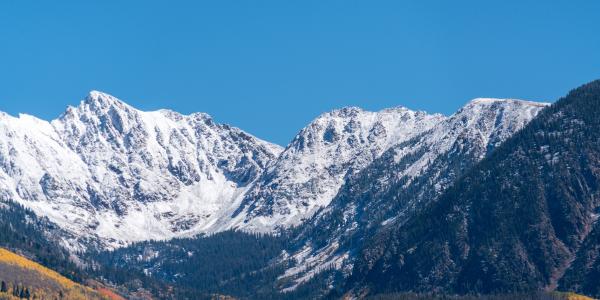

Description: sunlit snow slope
[0,91,282,249]
[0,92,549,251]
[228,106,444,232]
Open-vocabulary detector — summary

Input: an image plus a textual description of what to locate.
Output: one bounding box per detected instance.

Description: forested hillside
[348,80,600,297]
[91,230,349,299]
[0,201,83,282]
[91,231,287,299]
[2,81,600,300]
[0,248,112,300]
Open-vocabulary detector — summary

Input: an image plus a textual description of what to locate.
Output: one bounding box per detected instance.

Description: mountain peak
[380,105,411,113]
[83,90,132,110]
[469,97,509,104]
[456,98,549,119]
[468,97,549,107]
[86,90,115,102]
[326,106,364,118]
[323,105,419,120]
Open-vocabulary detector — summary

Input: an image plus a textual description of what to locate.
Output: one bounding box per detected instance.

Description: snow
[276,98,549,290]
[231,106,445,232]
[279,242,350,292]
[592,212,599,223]
[0,91,282,249]
[0,92,549,252]
[392,98,550,184]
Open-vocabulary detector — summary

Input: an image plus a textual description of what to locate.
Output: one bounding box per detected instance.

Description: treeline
[89,230,337,299]
[0,201,83,283]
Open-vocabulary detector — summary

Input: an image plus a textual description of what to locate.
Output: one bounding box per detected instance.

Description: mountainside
[229,106,444,232]
[348,80,600,297]
[8,85,600,300]
[559,221,600,297]
[0,199,86,282]
[0,91,552,253]
[0,91,282,249]
[279,98,548,290]
[88,96,551,299]
[0,198,150,299]
[0,248,112,300]
[90,231,289,300]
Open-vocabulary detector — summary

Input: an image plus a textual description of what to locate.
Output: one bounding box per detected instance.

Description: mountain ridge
[276,96,549,290]
[0,91,282,249]
[347,80,600,297]
[0,91,548,252]
[7,85,597,300]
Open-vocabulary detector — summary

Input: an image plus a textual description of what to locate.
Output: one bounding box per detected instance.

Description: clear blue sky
[1,1,599,145]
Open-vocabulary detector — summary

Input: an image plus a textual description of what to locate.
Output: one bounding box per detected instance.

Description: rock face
[6,82,600,299]
[349,80,600,297]
[278,98,548,290]
[228,106,444,232]
[0,91,282,249]
[0,91,549,254]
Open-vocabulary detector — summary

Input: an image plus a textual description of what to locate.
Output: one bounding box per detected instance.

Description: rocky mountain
[0,92,549,253]
[7,80,600,300]
[7,87,588,299]
[84,96,550,299]
[0,91,282,249]
[348,80,600,297]
[278,98,548,290]
[228,106,444,232]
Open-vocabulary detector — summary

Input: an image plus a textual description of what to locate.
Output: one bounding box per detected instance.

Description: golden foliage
[563,292,596,300]
[0,248,110,300]
[0,248,76,289]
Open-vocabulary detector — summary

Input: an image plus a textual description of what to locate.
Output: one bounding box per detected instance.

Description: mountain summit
[0,91,282,249]
[275,97,549,290]
[228,105,445,232]
[0,92,548,251]
[350,81,600,297]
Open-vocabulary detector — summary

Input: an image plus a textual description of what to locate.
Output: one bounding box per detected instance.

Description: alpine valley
[1,80,599,300]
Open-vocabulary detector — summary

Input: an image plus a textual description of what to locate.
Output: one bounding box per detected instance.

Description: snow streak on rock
[228,106,444,232]
[0,92,548,254]
[277,98,549,290]
[0,91,282,249]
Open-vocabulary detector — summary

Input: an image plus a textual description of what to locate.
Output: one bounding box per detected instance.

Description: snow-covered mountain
[0,92,549,253]
[278,98,549,290]
[226,106,444,232]
[0,91,282,249]
[349,82,600,297]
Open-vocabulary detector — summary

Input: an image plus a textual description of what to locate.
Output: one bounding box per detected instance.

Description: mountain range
[0,80,599,299]
[0,91,545,249]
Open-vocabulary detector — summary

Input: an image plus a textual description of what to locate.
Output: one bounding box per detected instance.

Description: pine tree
[12,284,19,297]
[0,281,6,293]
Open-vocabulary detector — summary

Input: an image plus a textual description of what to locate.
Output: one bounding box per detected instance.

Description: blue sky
[1,1,599,145]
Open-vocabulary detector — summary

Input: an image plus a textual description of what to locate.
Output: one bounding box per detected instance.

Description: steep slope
[91,231,288,300]
[0,91,282,248]
[0,248,110,300]
[559,221,600,297]
[349,80,600,296]
[229,106,444,232]
[85,96,552,299]
[0,200,140,298]
[279,98,548,290]
[0,200,84,283]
